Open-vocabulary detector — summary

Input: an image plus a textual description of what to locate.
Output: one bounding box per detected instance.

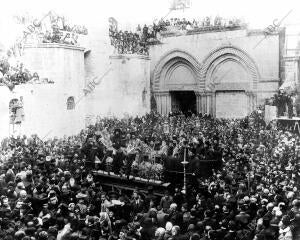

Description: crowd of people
[156,16,246,32]
[266,90,299,118]
[0,110,299,240]
[108,24,159,55]
[108,16,246,55]
[0,55,53,88]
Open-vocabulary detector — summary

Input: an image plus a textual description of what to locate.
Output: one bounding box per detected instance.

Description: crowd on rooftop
[0,54,53,89]
[108,16,246,55]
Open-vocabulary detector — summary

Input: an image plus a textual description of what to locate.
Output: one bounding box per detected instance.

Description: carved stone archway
[200,45,260,90]
[197,45,261,117]
[152,49,202,115]
[152,49,202,92]
[152,46,261,117]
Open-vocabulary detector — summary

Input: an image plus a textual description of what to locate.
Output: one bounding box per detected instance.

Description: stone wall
[150,29,282,117]
[84,54,151,120]
[0,44,86,139]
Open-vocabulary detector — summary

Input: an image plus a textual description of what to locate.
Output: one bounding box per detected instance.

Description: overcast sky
[1,0,300,48]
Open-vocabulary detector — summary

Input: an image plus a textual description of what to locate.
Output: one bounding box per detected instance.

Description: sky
[1,0,300,48]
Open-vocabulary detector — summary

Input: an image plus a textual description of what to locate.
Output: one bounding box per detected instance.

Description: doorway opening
[170,91,196,115]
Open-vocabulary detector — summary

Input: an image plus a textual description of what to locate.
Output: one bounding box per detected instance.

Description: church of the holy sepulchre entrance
[170,91,196,115]
[152,47,260,118]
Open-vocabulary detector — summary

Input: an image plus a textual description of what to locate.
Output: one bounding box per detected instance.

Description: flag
[108,17,118,31]
[170,0,191,10]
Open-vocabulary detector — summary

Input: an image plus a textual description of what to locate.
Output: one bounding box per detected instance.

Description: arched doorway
[170,91,196,114]
[152,46,260,118]
[152,50,201,115]
[200,46,260,118]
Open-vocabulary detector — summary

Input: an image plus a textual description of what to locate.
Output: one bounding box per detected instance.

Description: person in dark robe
[81,135,104,170]
[111,129,126,174]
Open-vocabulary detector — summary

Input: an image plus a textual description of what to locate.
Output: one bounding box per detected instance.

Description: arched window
[67,96,75,110]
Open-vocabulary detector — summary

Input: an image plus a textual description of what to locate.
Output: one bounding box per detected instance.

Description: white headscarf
[165,221,173,232]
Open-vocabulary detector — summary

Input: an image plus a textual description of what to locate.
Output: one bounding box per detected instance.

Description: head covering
[165,221,173,231]
[17,182,25,189]
[287,191,294,199]
[170,203,177,210]
[155,227,166,237]
[267,203,274,210]
[275,210,283,217]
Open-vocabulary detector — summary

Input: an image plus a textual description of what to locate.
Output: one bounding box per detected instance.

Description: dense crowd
[108,24,160,55]
[108,16,246,55]
[0,111,299,240]
[156,17,246,32]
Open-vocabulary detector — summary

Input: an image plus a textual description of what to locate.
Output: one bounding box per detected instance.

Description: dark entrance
[170,91,196,115]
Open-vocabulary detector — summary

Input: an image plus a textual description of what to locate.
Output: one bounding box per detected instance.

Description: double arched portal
[152,46,260,118]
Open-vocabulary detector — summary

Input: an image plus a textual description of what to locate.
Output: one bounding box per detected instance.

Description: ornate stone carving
[200,45,260,91]
[152,49,202,91]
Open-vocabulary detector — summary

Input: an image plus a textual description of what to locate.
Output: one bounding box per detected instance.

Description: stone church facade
[149,28,285,118]
[0,26,285,139]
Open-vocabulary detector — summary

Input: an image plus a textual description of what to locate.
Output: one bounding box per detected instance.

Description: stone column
[154,94,162,114]
[245,91,254,115]
[202,94,207,115]
[154,91,171,115]
[210,92,216,117]
[195,92,202,114]
[205,91,214,116]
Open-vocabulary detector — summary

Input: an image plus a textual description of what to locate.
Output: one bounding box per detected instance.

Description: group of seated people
[109,30,149,55]
[109,16,246,55]
[42,26,79,46]
[156,17,246,32]
[61,25,88,35]
[0,111,299,240]
[108,23,163,55]
[0,56,53,88]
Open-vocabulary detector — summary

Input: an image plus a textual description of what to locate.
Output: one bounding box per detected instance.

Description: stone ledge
[109,54,150,60]
[24,43,85,51]
[259,78,280,82]
[283,56,300,61]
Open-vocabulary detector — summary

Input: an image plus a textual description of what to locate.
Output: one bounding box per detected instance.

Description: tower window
[67,96,75,110]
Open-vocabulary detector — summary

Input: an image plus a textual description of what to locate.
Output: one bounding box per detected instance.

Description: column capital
[245,91,255,97]
[195,90,205,95]
[204,90,214,96]
[154,91,169,96]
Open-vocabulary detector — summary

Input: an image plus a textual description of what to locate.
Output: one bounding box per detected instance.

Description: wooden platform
[276,117,300,133]
[92,170,170,196]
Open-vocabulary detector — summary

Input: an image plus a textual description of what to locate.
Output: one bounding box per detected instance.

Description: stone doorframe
[152,45,261,116]
[195,90,257,116]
